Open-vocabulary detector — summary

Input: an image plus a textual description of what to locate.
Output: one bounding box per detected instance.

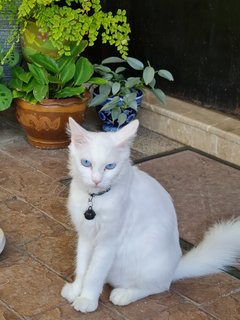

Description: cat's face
[68,118,139,192]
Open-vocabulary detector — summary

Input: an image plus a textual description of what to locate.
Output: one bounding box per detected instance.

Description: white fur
[61,118,240,313]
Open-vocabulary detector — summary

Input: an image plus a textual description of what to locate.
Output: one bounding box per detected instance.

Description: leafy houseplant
[89,56,174,131]
[0,0,131,59]
[10,47,106,102]
[9,48,107,149]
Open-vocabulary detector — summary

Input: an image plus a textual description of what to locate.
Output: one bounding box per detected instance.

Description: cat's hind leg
[109,286,168,306]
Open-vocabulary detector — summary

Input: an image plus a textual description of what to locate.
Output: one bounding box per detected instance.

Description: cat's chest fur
[68,179,124,235]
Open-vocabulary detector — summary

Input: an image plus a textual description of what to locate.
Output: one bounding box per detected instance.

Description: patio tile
[0,109,239,319]
[31,303,125,320]
[0,254,64,319]
[0,152,71,227]
[102,285,216,320]
[104,290,186,320]
[203,292,240,320]
[0,304,22,320]
[25,229,76,279]
[172,273,240,305]
[36,194,72,228]
[0,189,65,247]
[139,150,240,244]
[0,136,69,180]
[0,107,20,125]
[0,119,24,144]
[152,302,216,320]
[132,126,183,158]
[0,151,56,202]
[130,149,146,161]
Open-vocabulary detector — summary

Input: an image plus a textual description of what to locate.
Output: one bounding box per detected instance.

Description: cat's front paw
[72,296,98,313]
[61,282,81,303]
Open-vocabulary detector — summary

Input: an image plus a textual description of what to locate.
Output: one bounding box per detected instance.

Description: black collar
[84,186,111,220]
[89,186,111,198]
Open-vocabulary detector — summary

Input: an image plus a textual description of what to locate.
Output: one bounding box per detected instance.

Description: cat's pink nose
[92,177,101,185]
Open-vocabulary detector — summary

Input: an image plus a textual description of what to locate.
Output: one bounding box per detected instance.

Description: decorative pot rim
[15,91,91,109]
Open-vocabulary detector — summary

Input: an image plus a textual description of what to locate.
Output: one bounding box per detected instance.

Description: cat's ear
[114,120,139,146]
[68,117,89,144]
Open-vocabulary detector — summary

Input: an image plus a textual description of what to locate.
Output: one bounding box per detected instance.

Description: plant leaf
[100,96,119,111]
[3,49,19,67]
[70,40,88,57]
[124,92,137,103]
[89,94,108,107]
[115,66,126,73]
[33,84,48,102]
[88,77,108,85]
[158,69,174,81]
[12,90,25,99]
[94,65,112,74]
[30,53,59,74]
[125,77,141,88]
[25,78,38,93]
[18,72,32,84]
[55,86,85,99]
[0,66,3,78]
[143,66,155,85]
[57,56,71,71]
[126,57,144,70]
[118,113,127,127]
[111,107,121,121]
[128,100,138,111]
[11,66,24,79]
[112,82,121,95]
[9,79,23,91]
[59,59,76,84]
[74,57,94,85]
[103,73,113,81]
[0,84,12,111]
[152,88,166,104]
[28,63,48,85]
[48,76,62,84]
[149,78,156,89]
[102,56,125,64]
[99,84,112,96]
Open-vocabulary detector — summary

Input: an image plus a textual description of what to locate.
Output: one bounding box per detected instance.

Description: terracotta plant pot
[15,92,90,149]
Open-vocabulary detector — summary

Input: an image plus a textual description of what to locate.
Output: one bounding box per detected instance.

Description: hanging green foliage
[0,0,131,58]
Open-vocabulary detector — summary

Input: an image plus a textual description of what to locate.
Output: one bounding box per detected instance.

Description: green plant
[89,56,174,126]
[8,46,107,104]
[0,45,20,110]
[0,0,21,64]
[0,0,131,58]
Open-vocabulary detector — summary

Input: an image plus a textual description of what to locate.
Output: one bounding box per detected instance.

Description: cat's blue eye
[81,159,92,167]
[105,163,116,170]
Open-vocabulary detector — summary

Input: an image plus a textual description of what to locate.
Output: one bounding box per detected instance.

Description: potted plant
[7,46,107,149]
[0,0,131,59]
[89,56,174,131]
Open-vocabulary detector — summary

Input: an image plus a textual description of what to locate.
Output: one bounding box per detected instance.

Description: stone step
[139,90,240,166]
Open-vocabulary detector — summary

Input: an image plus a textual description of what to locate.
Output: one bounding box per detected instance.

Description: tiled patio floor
[0,109,239,320]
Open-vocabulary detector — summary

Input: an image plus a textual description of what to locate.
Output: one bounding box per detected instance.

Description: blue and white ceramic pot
[96,89,143,132]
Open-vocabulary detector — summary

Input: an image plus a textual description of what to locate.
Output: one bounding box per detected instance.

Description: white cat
[61,118,240,313]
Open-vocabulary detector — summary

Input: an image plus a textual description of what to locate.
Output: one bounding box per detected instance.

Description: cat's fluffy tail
[173,218,240,281]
